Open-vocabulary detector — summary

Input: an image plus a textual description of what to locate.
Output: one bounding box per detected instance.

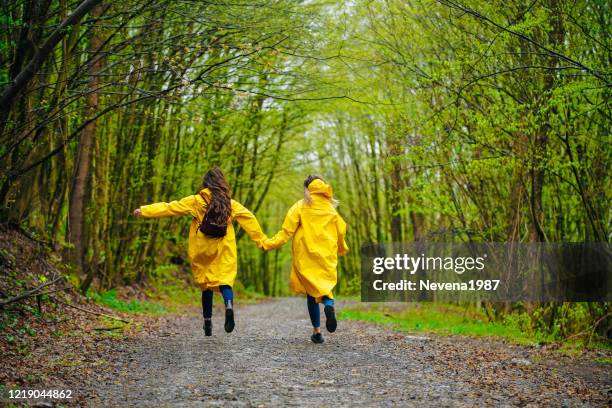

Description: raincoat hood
[308,179,333,198]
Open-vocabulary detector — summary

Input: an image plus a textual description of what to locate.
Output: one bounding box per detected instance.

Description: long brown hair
[200,167,232,224]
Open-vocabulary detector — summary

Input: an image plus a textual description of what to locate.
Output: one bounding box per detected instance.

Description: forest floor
[4,297,609,407]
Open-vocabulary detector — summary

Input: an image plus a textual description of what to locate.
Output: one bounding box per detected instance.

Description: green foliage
[88,289,165,315]
[145,264,200,310]
[0,14,23,26]
[232,280,267,304]
[52,330,64,338]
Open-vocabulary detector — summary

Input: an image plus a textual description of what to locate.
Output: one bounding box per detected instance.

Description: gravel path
[85,298,610,407]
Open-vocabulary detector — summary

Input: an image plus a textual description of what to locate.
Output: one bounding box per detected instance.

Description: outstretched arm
[232,200,267,247]
[262,202,301,251]
[137,195,198,218]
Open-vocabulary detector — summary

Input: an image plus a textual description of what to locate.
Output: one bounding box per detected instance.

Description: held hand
[133,208,142,218]
[256,239,267,251]
[260,238,274,251]
[256,237,270,251]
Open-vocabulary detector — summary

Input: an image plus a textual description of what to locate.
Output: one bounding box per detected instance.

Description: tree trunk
[387,138,404,242]
[69,2,104,293]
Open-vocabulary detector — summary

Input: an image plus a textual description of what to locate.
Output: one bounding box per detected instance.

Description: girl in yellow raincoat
[133,167,265,336]
[262,175,349,344]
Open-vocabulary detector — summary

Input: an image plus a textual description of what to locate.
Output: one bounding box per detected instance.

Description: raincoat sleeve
[337,214,349,256]
[231,200,266,248]
[262,202,301,251]
[140,195,198,218]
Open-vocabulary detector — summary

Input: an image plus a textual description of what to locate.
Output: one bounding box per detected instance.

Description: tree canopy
[1,0,609,337]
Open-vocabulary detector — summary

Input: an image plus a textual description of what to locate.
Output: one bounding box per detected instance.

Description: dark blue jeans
[306,295,334,328]
[201,285,234,319]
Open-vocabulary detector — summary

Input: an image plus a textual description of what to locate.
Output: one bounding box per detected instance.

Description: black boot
[203,318,212,336]
[311,332,324,344]
[224,307,235,333]
[324,305,337,333]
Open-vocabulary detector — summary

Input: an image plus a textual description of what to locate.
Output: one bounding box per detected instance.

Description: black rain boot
[311,332,324,344]
[224,302,235,333]
[203,318,212,336]
[324,305,337,333]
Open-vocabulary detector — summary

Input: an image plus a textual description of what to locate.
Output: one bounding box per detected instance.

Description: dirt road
[76,298,609,407]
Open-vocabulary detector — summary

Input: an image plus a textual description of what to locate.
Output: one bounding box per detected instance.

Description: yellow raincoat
[262,179,349,300]
[140,189,265,291]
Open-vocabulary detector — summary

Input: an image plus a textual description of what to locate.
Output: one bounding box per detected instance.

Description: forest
[0,0,610,342]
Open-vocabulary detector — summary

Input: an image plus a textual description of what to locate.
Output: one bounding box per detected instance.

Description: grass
[232,281,268,304]
[339,302,612,354]
[594,357,612,364]
[88,289,166,315]
[340,304,611,353]
[87,264,268,315]
[338,303,556,347]
[88,284,265,316]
